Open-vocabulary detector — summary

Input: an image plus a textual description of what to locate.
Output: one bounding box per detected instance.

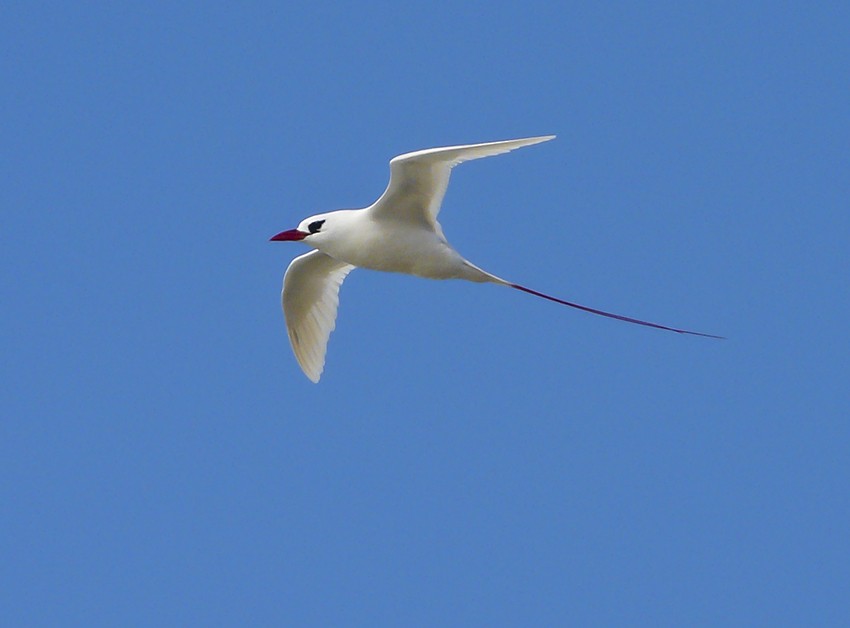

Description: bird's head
[269,213,332,245]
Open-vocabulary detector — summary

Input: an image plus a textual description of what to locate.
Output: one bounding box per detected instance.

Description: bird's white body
[272,135,718,382]
[304,209,490,281]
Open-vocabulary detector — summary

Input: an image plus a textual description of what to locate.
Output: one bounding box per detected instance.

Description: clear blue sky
[3,2,848,625]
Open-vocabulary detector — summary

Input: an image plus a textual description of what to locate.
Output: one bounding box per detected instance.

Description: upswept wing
[369,136,555,230]
[282,250,354,383]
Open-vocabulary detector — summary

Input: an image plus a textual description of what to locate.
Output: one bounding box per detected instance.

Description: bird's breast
[319,225,467,280]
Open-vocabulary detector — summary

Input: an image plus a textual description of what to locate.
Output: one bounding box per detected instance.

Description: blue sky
[3,2,848,625]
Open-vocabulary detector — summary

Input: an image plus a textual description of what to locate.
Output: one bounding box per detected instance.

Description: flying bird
[271,136,720,382]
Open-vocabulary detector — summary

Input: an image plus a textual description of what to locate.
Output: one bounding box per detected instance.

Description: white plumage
[282,250,354,383]
[271,135,719,382]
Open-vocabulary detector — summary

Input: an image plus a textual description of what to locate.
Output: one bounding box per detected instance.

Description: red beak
[270,229,308,241]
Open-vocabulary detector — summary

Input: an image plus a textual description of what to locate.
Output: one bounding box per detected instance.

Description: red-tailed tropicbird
[271,136,721,382]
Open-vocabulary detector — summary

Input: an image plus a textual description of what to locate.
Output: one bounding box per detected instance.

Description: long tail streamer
[510,283,724,339]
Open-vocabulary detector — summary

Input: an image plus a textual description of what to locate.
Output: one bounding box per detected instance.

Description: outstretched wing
[369,136,555,230]
[282,250,355,382]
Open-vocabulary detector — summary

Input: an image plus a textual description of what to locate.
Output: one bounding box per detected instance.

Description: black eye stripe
[308,220,325,234]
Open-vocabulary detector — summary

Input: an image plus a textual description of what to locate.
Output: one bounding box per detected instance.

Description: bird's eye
[308,220,325,234]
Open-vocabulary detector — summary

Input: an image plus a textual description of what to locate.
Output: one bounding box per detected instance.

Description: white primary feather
[370,136,555,233]
[282,250,354,382]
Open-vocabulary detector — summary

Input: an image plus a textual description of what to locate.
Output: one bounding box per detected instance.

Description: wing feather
[282,250,355,382]
[369,135,555,230]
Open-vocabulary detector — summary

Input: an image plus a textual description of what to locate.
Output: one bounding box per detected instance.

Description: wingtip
[297,361,322,383]
[515,134,555,143]
[302,355,324,383]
